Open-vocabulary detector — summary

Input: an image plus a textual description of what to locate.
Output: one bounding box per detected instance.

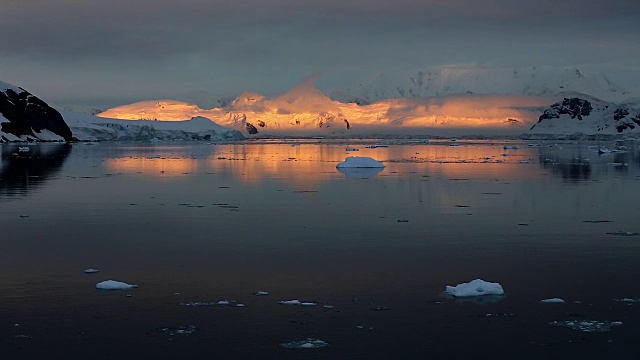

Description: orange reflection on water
[105,157,200,177]
[102,142,540,186]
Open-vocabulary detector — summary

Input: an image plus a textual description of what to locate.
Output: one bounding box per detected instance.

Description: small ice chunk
[254,291,269,296]
[444,279,504,297]
[157,325,198,336]
[540,298,565,303]
[84,268,99,274]
[336,156,385,168]
[345,147,359,151]
[613,298,640,303]
[549,320,622,333]
[280,338,330,349]
[96,280,138,290]
[279,299,302,305]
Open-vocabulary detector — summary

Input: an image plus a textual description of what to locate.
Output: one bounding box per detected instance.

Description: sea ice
[157,325,198,336]
[540,298,565,303]
[345,147,359,151]
[444,279,504,297]
[279,338,330,349]
[83,268,99,274]
[549,320,622,333]
[606,231,639,236]
[96,280,138,290]
[336,156,385,168]
[279,299,318,306]
[254,291,269,296]
[177,300,244,307]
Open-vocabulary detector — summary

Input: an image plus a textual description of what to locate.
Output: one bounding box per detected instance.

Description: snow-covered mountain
[526,96,640,137]
[0,80,73,142]
[63,111,244,141]
[335,65,639,104]
[99,76,552,137]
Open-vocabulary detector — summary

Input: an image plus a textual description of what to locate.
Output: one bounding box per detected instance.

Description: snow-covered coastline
[63,111,244,142]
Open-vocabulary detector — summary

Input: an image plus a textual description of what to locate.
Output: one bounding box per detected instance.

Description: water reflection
[338,167,384,178]
[0,143,72,198]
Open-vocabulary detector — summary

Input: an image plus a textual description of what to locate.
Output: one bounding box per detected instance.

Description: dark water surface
[1,139,639,359]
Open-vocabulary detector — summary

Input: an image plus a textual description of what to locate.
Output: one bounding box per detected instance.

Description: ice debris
[96,280,138,290]
[83,268,99,274]
[279,299,318,306]
[177,300,245,307]
[613,298,640,303]
[336,156,385,168]
[606,231,639,236]
[157,325,198,336]
[254,291,269,296]
[279,338,330,349]
[549,320,622,333]
[540,298,565,303]
[444,279,504,297]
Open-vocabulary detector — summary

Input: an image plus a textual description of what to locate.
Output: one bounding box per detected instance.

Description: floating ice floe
[83,268,99,274]
[345,147,359,151]
[279,338,330,349]
[254,291,269,296]
[444,279,504,297]
[540,298,565,303]
[549,320,622,333]
[336,156,385,168]
[606,231,639,236]
[96,280,138,290]
[279,299,318,306]
[178,300,245,307]
[613,298,640,303]
[157,325,198,336]
[503,145,520,149]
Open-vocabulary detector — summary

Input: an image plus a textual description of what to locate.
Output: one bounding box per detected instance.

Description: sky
[1,0,639,109]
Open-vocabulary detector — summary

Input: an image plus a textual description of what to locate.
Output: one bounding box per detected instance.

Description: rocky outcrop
[535,98,593,124]
[527,96,640,137]
[0,81,73,142]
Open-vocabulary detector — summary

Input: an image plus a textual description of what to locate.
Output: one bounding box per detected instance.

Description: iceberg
[444,279,504,297]
[540,298,565,303]
[96,280,138,290]
[336,156,385,168]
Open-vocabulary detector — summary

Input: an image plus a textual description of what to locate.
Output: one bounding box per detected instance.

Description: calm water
[1,139,639,359]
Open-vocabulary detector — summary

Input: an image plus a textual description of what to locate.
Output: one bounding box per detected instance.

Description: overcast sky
[1,0,639,108]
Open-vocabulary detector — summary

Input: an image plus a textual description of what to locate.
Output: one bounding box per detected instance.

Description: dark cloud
[1,0,638,107]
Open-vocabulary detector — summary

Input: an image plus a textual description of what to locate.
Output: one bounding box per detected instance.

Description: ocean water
[1,139,639,359]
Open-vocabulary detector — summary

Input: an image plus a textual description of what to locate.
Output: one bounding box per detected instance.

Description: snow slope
[336,65,639,104]
[526,97,640,137]
[1,80,73,142]
[63,110,243,141]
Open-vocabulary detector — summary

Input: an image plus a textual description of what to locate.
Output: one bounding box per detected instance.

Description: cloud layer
[1,0,639,108]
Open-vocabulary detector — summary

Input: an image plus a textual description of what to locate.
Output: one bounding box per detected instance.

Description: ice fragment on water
[96,280,138,290]
[280,338,330,349]
[540,298,565,303]
[84,268,99,274]
[606,231,639,236]
[549,320,622,333]
[254,291,269,296]
[279,299,318,306]
[157,325,198,336]
[178,300,244,307]
[444,279,504,297]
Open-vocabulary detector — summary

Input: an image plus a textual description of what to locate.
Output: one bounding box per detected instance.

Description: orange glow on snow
[97,79,553,135]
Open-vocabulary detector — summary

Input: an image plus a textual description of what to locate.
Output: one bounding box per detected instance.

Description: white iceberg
[444,279,504,297]
[540,298,565,303]
[336,156,385,168]
[83,268,99,274]
[96,280,138,290]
